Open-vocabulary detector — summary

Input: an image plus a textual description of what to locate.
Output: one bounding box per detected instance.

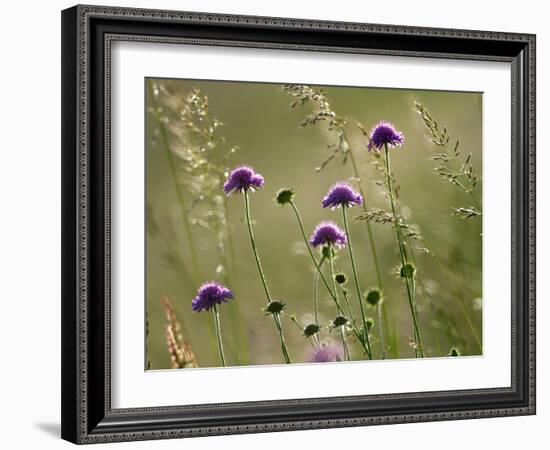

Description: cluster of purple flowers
[310,343,342,363]
[309,221,347,249]
[191,282,234,312]
[223,166,264,195]
[367,121,404,151]
[321,182,362,209]
[189,120,406,365]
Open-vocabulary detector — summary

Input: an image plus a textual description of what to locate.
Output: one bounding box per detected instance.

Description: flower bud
[448,346,462,357]
[275,188,295,205]
[332,315,348,327]
[400,263,416,279]
[264,300,285,315]
[303,323,320,337]
[365,288,382,306]
[334,273,347,285]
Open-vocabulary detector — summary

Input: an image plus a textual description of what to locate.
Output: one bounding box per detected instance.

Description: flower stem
[342,205,372,359]
[289,201,338,302]
[376,303,386,358]
[408,241,442,356]
[383,144,424,357]
[347,145,385,289]
[213,304,226,367]
[347,147,388,358]
[313,256,326,326]
[339,286,356,327]
[244,191,291,364]
[328,244,345,316]
[288,200,369,356]
[341,326,350,361]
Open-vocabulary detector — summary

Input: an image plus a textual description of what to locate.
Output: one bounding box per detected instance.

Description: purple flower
[367,121,405,151]
[321,182,363,209]
[310,343,342,363]
[191,282,234,312]
[309,221,347,249]
[223,166,264,195]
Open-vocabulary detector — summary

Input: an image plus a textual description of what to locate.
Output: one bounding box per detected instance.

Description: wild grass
[146,80,483,368]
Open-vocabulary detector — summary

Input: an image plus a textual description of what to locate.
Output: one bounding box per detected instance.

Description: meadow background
[145,78,482,369]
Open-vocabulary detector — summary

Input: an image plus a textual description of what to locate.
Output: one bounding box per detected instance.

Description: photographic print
[145,78,483,370]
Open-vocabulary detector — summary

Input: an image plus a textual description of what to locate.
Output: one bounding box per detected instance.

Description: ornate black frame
[61,4,536,444]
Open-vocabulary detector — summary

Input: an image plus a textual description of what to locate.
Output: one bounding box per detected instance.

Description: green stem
[345,133,391,356]
[223,199,238,276]
[339,286,354,324]
[313,256,326,326]
[383,144,424,357]
[218,220,248,365]
[288,200,369,356]
[273,313,292,362]
[341,326,350,361]
[328,245,345,316]
[342,205,372,360]
[289,201,338,303]
[347,146,384,289]
[408,242,442,356]
[244,191,291,364]
[148,82,199,278]
[213,304,226,367]
[376,303,386,359]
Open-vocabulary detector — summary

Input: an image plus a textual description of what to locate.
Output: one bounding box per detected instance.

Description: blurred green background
[145,78,482,369]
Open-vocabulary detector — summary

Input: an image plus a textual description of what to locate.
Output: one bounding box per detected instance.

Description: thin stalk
[347,144,384,288]
[219,255,246,365]
[342,205,372,360]
[313,256,326,326]
[383,144,424,357]
[273,313,293,362]
[212,304,226,367]
[411,276,420,358]
[288,200,369,356]
[376,303,386,359]
[244,191,291,364]
[341,326,350,361]
[289,201,339,304]
[216,224,248,365]
[408,242,442,356]
[286,313,319,347]
[339,286,356,326]
[148,83,199,278]
[328,245,345,316]
[221,199,248,364]
[223,199,238,278]
[345,134,390,357]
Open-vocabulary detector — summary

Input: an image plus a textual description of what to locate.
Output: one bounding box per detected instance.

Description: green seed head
[365,288,382,305]
[332,315,348,327]
[303,323,320,337]
[448,346,462,357]
[264,300,286,315]
[400,263,416,279]
[275,188,295,205]
[335,273,347,285]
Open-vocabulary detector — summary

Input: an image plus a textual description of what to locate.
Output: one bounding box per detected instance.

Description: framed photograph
[61,4,536,444]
